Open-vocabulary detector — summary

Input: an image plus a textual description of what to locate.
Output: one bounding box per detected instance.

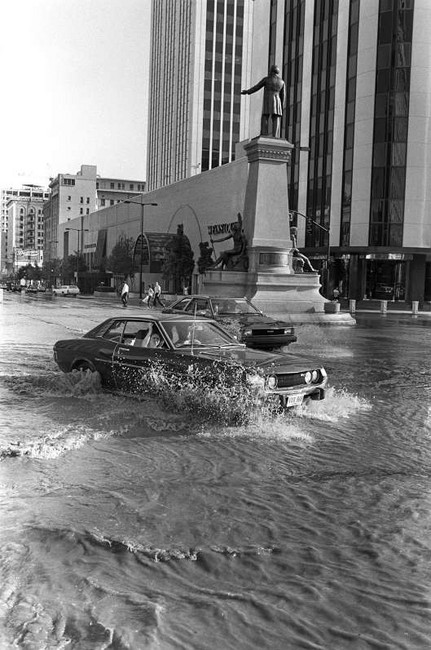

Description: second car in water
[163,295,297,350]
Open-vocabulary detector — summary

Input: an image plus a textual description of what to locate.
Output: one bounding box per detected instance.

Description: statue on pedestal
[241,65,285,138]
[210,213,248,271]
[292,248,317,273]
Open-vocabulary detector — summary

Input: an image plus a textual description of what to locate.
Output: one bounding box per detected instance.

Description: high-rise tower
[147,0,254,191]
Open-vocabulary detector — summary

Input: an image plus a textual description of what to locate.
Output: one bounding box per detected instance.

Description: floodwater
[1,292,431,649]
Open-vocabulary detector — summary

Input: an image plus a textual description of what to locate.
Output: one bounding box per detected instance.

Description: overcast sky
[0,0,152,189]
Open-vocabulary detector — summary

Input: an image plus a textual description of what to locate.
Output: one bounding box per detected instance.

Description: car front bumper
[244,334,298,348]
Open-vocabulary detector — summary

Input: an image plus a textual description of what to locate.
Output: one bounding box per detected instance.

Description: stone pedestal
[201,135,354,324]
[242,137,294,251]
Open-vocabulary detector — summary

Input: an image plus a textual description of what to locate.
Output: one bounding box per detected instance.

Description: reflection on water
[1,301,431,649]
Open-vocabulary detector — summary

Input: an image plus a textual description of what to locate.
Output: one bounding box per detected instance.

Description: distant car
[52,285,80,297]
[163,295,297,349]
[25,285,38,294]
[53,314,327,411]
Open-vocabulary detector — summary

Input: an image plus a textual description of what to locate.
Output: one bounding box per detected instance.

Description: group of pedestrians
[119,279,164,308]
[142,281,163,308]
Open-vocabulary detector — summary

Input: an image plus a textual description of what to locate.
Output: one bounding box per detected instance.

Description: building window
[110,183,114,189]
[110,200,115,206]
[80,208,83,214]
[101,199,106,206]
[86,209,90,214]
[129,184,134,190]
[80,197,83,203]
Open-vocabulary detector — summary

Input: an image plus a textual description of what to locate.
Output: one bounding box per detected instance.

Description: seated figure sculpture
[210,213,248,271]
[291,248,317,273]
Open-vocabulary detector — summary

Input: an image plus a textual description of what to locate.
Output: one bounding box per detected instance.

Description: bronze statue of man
[241,64,285,138]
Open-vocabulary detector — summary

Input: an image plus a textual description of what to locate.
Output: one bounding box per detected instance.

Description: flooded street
[1,292,431,649]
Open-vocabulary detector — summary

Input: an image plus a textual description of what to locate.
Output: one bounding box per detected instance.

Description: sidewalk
[339,298,431,315]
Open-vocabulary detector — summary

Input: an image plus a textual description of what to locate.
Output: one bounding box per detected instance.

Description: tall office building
[147,0,254,191]
[255,0,431,301]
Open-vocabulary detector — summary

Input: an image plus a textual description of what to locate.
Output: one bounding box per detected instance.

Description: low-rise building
[43,164,146,266]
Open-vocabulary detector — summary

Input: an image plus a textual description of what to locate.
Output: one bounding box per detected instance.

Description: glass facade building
[264,0,431,302]
[148,0,251,191]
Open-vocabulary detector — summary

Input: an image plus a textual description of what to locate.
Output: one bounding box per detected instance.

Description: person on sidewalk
[120,280,129,307]
[153,281,164,308]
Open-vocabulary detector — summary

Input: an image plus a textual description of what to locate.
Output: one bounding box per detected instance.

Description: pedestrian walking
[121,280,129,307]
[153,281,164,308]
[141,284,154,308]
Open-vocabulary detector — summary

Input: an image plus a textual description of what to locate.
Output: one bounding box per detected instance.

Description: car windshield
[160,319,238,348]
[212,298,261,315]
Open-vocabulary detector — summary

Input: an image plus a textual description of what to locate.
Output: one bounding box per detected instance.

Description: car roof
[111,313,216,324]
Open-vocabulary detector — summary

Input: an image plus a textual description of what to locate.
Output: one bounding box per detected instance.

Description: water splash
[0,424,117,460]
[3,368,102,398]
[295,386,372,422]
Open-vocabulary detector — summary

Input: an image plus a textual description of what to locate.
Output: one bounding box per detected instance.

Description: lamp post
[124,200,158,299]
[289,209,330,294]
[65,227,89,287]
[48,239,58,288]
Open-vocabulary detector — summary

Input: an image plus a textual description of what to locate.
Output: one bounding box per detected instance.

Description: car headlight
[304,371,312,384]
[311,370,319,382]
[283,328,293,335]
[266,374,278,389]
[243,328,252,337]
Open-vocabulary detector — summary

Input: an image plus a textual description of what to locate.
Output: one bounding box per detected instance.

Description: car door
[112,320,170,392]
[93,319,128,386]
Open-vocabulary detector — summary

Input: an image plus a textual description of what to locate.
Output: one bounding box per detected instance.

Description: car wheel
[72,360,95,372]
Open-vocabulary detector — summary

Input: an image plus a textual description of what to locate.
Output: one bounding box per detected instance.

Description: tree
[42,258,63,285]
[162,225,195,293]
[62,254,87,283]
[16,264,42,282]
[107,235,135,277]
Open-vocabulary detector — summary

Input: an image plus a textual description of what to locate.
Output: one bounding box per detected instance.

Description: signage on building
[208,221,238,237]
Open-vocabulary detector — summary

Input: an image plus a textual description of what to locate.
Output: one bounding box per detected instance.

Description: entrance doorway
[365,260,406,301]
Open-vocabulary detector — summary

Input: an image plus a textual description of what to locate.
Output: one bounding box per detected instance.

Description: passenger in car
[133,329,151,347]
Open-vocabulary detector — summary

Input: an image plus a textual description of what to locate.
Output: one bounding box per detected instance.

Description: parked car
[163,296,297,349]
[53,314,327,411]
[52,285,80,297]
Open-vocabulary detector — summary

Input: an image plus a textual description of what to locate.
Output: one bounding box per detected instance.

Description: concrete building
[147,0,254,190]
[1,185,49,276]
[43,165,146,266]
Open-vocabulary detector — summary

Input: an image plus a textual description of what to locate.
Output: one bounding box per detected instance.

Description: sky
[0,0,152,190]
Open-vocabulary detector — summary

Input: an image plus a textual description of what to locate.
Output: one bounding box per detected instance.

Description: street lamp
[48,240,58,287]
[124,200,158,299]
[289,209,330,294]
[65,227,89,287]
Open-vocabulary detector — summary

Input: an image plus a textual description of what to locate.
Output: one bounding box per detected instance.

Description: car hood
[190,346,322,372]
[219,314,290,328]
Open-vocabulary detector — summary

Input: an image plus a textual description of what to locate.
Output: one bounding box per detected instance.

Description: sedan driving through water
[53,314,327,411]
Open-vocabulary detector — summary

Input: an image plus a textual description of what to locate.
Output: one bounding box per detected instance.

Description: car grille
[275,372,314,388]
[252,328,286,336]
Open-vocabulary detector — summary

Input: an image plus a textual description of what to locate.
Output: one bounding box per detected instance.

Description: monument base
[199,267,355,325]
